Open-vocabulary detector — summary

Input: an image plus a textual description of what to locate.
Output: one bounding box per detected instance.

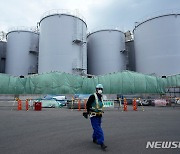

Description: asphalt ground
[0,104,180,154]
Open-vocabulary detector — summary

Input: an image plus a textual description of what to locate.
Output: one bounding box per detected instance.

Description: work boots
[100,143,107,150]
[93,139,98,144]
[93,140,107,150]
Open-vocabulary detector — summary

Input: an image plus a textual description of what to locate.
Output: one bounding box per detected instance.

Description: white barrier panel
[103,101,114,108]
[154,99,167,106]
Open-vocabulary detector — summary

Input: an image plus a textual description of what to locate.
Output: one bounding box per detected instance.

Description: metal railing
[7,26,39,34]
[88,26,124,35]
[40,9,86,22]
[135,9,180,27]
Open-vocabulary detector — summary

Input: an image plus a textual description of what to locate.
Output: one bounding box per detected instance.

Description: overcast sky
[0,0,180,33]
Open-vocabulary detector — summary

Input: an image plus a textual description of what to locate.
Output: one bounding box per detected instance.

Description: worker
[86,84,107,150]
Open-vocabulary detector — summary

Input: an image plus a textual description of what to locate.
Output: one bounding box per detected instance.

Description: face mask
[98,89,103,94]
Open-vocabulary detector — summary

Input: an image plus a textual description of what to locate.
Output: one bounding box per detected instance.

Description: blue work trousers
[90,116,104,145]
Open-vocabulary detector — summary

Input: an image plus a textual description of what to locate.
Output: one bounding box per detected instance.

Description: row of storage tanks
[0,11,180,77]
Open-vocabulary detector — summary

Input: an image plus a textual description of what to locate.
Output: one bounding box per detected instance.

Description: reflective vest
[91,93,103,113]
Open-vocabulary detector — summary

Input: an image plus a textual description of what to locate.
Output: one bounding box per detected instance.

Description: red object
[34,102,42,111]
[133,99,137,111]
[17,100,22,110]
[123,98,128,111]
[26,100,29,111]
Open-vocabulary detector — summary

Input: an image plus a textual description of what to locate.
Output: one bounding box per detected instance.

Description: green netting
[0,74,17,94]
[26,72,83,94]
[0,74,11,93]
[166,74,180,87]
[81,77,97,93]
[0,70,179,94]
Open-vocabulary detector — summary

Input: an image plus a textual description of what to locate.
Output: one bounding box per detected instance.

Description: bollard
[78,99,81,111]
[139,98,145,111]
[133,98,137,111]
[17,99,22,110]
[29,99,33,110]
[71,97,74,110]
[26,99,29,111]
[118,98,121,110]
[118,98,123,112]
[123,98,128,111]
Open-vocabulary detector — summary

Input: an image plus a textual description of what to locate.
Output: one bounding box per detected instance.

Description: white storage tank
[5,27,39,76]
[133,13,180,76]
[38,10,87,75]
[87,29,126,75]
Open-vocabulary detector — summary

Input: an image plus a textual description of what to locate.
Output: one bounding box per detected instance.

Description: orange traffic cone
[26,99,29,111]
[17,99,22,110]
[123,98,128,111]
[78,99,81,111]
[133,98,137,111]
[84,99,87,111]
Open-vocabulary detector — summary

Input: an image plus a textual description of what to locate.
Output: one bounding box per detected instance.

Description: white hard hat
[96,84,103,89]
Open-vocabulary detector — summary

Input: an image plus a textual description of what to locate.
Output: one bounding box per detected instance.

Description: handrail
[134,9,180,28]
[40,9,86,22]
[7,26,39,34]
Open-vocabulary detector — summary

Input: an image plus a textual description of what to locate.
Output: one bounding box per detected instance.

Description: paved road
[0,106,180,154]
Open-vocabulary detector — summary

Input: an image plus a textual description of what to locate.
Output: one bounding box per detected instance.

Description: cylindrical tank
[134,13,180,76]
[6,27,39,76]
[87,29,126,75]
[38,10,87,75]
[0,41,6,73]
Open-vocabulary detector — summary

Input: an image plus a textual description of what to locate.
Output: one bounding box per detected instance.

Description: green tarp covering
[0,71,179,94]
[166,74,180,87]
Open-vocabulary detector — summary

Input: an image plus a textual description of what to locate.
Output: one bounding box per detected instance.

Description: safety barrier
[12,98,42,111]
[1,96,176,112]
[12,97,147,112]
[10,96,175,112]
[69,99,88,111]
[68,99,115,110]
[67,98,146,112]
[120,98,144,112]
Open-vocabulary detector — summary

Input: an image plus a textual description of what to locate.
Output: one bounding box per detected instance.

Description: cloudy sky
[0,0,180,33]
